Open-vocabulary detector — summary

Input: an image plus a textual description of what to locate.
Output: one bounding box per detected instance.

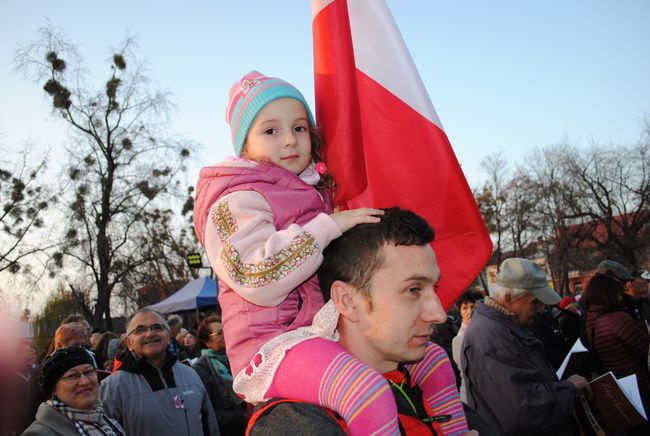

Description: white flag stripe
[347,0,443,130]
[312,0,334,20]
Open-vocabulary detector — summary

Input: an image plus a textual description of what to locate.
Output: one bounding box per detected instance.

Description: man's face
[510,293,544,325]
[353,243,447,372]
[631,278,649,298]
[125,312,170,361]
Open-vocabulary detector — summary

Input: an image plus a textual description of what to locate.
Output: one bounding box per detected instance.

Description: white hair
[166,314,183,327]
[489,283,531,301]
[127,308,169,332]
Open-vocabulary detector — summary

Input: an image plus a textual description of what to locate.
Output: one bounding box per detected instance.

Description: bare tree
[503,170,538,257]
[15,26,196,329]
[563,137,650,269]
[526,145,584,294]
[0,148,56,274]
[476,153,509,269]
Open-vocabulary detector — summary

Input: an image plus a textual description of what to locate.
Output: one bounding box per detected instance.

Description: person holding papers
[583,273,650,423]
[462,258,590,436]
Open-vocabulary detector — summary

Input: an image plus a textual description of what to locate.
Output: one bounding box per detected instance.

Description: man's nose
[422,291,447,324]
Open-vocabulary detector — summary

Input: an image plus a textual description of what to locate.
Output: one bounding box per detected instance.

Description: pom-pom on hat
[225,71,316,155]
[38,346,96,397]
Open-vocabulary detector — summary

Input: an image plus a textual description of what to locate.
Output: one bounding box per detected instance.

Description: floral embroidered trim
[221,232,318,288]
[211,200,238,240]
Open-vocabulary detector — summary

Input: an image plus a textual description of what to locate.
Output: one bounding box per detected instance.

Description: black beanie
[38,346,96,397]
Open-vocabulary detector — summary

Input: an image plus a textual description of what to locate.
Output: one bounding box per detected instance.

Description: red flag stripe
[313,0,492,309]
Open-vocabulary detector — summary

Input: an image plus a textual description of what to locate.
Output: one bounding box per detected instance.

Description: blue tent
[147,277,218,314]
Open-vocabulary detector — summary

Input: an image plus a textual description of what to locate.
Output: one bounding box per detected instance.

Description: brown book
[573,372,646,435]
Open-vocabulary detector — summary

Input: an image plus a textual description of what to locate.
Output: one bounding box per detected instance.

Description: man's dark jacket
[462,301,578,436]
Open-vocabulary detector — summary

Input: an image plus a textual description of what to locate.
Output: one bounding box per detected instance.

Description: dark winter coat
[192,355,249,436]
[462,301,578,436]
[586,305,650,398]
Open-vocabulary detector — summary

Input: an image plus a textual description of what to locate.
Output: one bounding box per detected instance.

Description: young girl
[194,71,468,435]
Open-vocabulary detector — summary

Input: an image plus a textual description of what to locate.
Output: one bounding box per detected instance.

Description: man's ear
[330,280,360,322]
[124,334,133,352]
[502,292,513,306]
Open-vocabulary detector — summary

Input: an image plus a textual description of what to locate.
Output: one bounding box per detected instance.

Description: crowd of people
[5,225,650,436]
[3,70,650,435]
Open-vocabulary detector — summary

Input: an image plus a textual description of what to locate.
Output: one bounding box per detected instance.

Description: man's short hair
[126,308,169,333]
[318,207,434,301]
[167,314,183,328]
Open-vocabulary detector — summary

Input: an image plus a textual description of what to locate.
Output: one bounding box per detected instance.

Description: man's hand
[568,374,592,398]
[330,208,384,233]
[463,431,479,436]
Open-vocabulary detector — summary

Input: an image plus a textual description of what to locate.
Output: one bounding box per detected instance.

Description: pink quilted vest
[194,161,333,376]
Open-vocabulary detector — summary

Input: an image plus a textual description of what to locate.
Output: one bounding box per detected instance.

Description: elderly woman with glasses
[22,346,124,435]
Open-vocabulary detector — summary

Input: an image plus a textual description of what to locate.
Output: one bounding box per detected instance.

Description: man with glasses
[99,308,219,435]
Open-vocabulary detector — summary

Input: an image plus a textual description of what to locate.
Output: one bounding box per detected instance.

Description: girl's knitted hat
[225,71,315,155]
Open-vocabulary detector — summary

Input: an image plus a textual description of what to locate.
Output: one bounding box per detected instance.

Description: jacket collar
[119,351,178,392]
[476,301,540,345]
[34,402,79,434]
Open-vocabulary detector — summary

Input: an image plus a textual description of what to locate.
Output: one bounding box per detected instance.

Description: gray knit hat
[597,260,633,281]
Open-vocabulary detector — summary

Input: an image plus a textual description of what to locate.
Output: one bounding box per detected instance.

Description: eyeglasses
[59,367,97,383]
[209,331,223,337]
[127,323,167,336]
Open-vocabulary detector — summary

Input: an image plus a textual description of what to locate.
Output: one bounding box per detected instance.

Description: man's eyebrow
[403,275,435,283]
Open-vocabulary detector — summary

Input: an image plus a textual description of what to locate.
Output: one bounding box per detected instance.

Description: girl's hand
[330,208,384,233]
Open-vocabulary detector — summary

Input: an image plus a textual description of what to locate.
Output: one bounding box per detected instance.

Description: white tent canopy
[147,277,218,314]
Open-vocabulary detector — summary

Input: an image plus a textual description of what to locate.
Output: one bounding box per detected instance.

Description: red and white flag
[312,0,492,309]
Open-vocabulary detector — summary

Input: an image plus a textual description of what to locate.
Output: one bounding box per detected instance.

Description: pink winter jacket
[193,160,339,377]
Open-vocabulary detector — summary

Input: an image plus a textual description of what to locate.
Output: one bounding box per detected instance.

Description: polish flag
[312,0,492,309]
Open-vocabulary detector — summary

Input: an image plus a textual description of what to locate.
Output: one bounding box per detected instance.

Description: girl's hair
[310,126,335,191]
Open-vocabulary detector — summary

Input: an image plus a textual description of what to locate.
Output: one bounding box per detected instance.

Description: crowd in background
[3,258,650,435]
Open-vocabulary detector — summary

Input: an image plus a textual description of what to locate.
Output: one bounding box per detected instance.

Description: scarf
[215,352,230,370]
[483,296,517,317]
[49,398,124,436]
[201,348,233,381]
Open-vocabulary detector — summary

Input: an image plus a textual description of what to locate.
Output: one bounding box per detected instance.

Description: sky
[1,0,649,314]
